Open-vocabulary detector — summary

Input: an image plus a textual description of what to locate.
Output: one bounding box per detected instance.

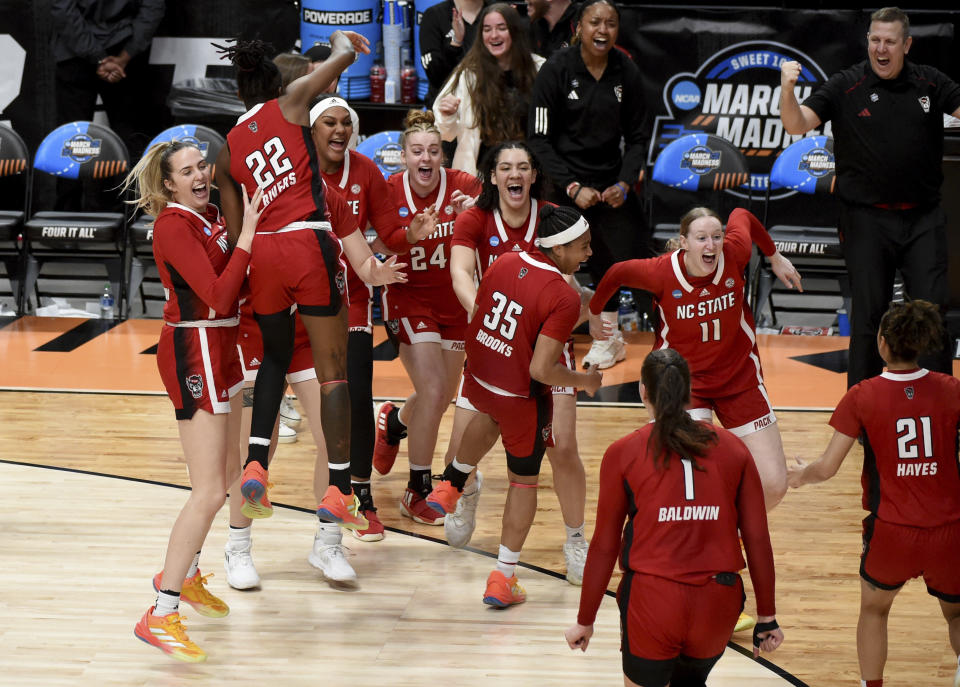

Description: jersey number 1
[680,458,695,500]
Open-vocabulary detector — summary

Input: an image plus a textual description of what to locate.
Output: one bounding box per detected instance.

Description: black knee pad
[506,445,546,477]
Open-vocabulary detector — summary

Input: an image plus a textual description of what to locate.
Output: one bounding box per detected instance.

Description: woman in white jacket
[433,3,544,175]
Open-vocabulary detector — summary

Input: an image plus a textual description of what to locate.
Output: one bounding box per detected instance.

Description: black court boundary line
[2,458,807,686]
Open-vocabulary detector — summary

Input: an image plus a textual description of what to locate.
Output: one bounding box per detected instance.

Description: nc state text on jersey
[675,291,736,319]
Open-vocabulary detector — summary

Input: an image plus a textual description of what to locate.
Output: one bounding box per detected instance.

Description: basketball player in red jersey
[425,205,603,607]
[441,141,595,584]
[372,110,481,526]
[565,348,782,685]
[788,299,960,687]
[122,140,263,661]
[214,35,406,536]
[309,97,437,540]
[590,208,802,512]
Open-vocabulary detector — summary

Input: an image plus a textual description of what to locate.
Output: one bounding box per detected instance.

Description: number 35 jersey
[381,167,480,324]
[227,99,326,233]
[830,368,960,528]
[465,251,580,398]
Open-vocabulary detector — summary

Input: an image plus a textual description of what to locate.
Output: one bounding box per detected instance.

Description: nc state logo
[248,121,258,132]
[335,270,346,294]
[185,374,204,399]
[541,423,553,442]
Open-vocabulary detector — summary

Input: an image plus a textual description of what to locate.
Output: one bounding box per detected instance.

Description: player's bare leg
[738,423,788,510]
[857,578,899,683]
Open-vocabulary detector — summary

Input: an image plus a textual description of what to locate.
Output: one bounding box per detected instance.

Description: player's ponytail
[215,39,282,109]
[878,299,945,364]
[641,349,717,470]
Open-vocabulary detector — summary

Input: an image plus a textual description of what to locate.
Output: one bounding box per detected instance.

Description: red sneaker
[372,401,401,476]
[425,479,461,515]
[350,507,385,542]
[316,485,369,531]
[483,570,526,608]
[240,461,272,519]
[399,488,445,525]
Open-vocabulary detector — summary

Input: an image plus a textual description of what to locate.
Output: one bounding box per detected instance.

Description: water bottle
[99,282,115,319]
[618,289,639,332]
[385,76,398,104]
[836,308,850,336]
[369,62,386,102]
[400,62,418,104]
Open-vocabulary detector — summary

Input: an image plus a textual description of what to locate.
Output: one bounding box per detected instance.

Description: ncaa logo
[489,236,500,247]
[671,80,701,110]
[61,134,102,163]
[680,145,721,175]
[672,289,682,299]
[798,148,834,178]
[398,206,410,217]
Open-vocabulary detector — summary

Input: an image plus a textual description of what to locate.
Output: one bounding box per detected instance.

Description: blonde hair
[120,140,200,219]
[399,109,441,150]
[664,207,722,253]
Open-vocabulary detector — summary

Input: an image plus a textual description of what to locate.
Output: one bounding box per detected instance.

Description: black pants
[547,186,651,312]
[839,202,952,387]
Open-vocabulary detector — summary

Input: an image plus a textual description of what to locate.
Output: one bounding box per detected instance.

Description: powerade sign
[303,9,374,25]
[650,41,832,199]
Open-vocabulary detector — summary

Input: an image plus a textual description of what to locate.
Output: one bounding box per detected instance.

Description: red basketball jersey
[830,368,960,528]
[451,199,553,279]
[591,209,776,399]
[465,251,580,398]
[226,99,325,233]
[153,203,248,324]
[577,422,775,626]
[381,167,480,322]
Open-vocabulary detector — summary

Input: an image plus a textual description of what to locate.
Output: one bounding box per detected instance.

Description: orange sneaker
[351,506,385,542]
[134,606,206,662]
[426,479,461,515]
[317,485,369,531]
[399,487,445,525]
[154,570,229,618]
[240,461,272,519]
[372,402,401,476]
[483,570,526,608]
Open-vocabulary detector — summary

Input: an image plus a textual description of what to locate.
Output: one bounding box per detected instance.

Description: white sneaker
[563,537,589,586]
[224,544,261,590]
[444,471,483,549]
[308,535,357,583]
[277,420,297,444]
[582,331,626,370]
[280,395,301,429]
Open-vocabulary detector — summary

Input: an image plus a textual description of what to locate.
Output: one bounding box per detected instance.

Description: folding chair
[753,135,849,327]
[356,131,404,179]
[0,124,30,314]
[127,125,226,316]
[22,121,130,317]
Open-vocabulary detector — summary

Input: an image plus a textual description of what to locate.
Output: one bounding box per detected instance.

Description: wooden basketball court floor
[2,316,958,686]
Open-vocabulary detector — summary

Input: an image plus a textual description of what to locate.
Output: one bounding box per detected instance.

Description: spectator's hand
[601,183,628,209]
[580,368,603,396]
[438,95,461,118]
[97,57,126,82]
[407,206,438,243]
[450,189,476,213]
[769,251,803,292]
[451,7,465,46]
[331,30,371,55]
[564,623,593,652]
[575,186,601,210]
[780,60,802,90]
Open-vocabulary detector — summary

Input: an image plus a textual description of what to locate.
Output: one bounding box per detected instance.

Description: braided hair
[214,39,282,109]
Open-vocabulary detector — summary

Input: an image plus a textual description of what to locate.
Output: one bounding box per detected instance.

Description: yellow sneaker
[734,612,755,633]
[153,570,229,618]
[134,607,206,663]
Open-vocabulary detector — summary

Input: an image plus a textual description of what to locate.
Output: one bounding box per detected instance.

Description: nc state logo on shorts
[185,374,204,399]
[335,270,346,294]
[541,422,553,442]
[387,319,400,334]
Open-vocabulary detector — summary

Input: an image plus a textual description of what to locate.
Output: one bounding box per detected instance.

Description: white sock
[227,526,252,552]
[496,545,521,578]
[153,589,180,617]
[316,522,341,545]
[565,523,586,544]
[451,458,474,474]
[186,551,201,579]
[600,311,619,329]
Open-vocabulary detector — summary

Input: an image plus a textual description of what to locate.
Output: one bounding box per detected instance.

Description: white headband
[309,96,360,150]
[535,216,590,248]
